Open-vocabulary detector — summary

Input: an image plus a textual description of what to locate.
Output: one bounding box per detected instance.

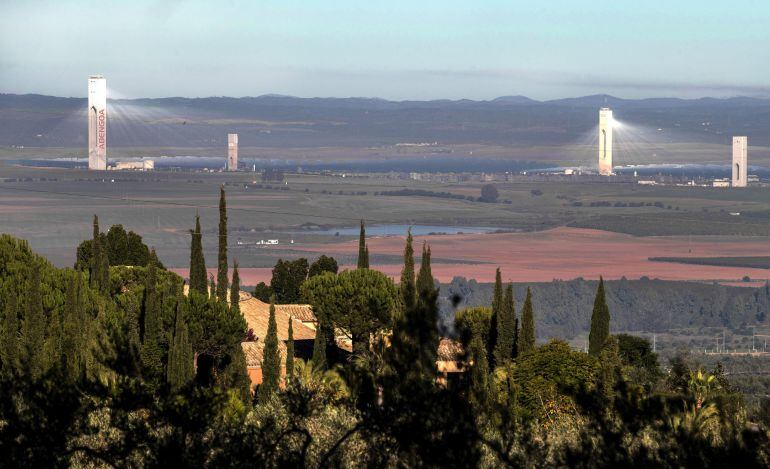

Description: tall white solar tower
[227,133,238,171]
[732,136,748,187]
[88,75,107,170]
[598,107,613,176]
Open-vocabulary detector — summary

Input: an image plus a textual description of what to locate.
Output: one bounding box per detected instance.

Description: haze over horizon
[2,1,769,100]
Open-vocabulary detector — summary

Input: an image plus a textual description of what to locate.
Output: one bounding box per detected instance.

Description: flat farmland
[172,227,770,285]
[2,162,770,286]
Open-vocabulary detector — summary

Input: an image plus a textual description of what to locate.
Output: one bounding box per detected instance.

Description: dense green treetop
[270,258,309,303]
[309,255,339,278]
[302,269,398,356]
[76,224,158,271]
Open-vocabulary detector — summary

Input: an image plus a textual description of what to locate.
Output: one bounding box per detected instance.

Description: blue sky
[2,0,769,99]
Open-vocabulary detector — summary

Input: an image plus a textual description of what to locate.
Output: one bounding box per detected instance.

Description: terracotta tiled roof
[280,304,317,323]
[242,339,288,368]
[238,294,316,342]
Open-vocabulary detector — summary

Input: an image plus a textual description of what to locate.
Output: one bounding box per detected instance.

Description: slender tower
[732,136,748,187]
[87,75,107,170]
[598,107,613,176]
[227,133,238,171]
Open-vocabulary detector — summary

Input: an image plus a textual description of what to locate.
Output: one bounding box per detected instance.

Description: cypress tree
[189,214,208,296]
[90,215,109,293]
[518,287,536,354]
[167,303,194,390]
[258,298,281,401]
[286,318,295,382]
[1,292,20,375]
[493,283,516,366]
[357,219,369,269]
[140,261,163,382]
[389,241,440,385]
[209,274,216,298]
[230,261,240,315]
[588,277,611,356]
[44,296,63,373]
[216,186,228,301]
[61,272,82,381]
[512,299,520,358]
[469,332,489,409]
[90,215,100,289]
[22,261,46,379]
[311,321,327,371]
[400,229,416,311]
[488,268,503,367]
[99,245,110,294]
[416,242,435,297]
[226,345,252,402]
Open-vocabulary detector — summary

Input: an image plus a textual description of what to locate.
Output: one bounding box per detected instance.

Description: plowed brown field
[172,228,770,285]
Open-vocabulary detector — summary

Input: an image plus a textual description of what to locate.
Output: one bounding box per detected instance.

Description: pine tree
[258,298,281,401]
[189,214,208,296]
[140,261,163,383]
[230,261,240,315]
[588,277,611,356]
[400,229,416,311]
[493,283,516,366]
[22,261,46,379]
[286,318,295,382]
[488,268,503,367]
[357,219,369,269]
[1,292,20,375]
[518,287,536,354]
[167,303,194,391]
[216,186,228,301]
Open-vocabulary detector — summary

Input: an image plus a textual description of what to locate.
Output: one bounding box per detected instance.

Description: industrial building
[112,160,154,171]
[598,107,613,176]
[87,75,107,170]
[227,133,238,171]
[732,136,748,187]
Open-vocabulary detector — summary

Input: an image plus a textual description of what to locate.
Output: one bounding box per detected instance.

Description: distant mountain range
[2,93,770,149]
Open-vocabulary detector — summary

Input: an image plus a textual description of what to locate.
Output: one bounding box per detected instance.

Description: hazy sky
[2,0,769,100]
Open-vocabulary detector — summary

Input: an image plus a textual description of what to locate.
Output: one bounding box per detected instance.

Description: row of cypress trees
[182,186,251,396]
[485,268,536,369]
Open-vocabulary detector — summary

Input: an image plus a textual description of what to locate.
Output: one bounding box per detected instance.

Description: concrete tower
[598,107,613,176]
[227,133,238,171]
[87,75,107,170]
[732,136,748,187]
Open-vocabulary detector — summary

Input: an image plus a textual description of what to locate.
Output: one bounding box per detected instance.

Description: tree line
[0,188,768,466]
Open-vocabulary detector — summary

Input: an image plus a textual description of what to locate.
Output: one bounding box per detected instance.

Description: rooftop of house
[237,291,316,341]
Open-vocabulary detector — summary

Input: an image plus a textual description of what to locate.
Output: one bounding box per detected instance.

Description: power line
[0,184,369,223]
